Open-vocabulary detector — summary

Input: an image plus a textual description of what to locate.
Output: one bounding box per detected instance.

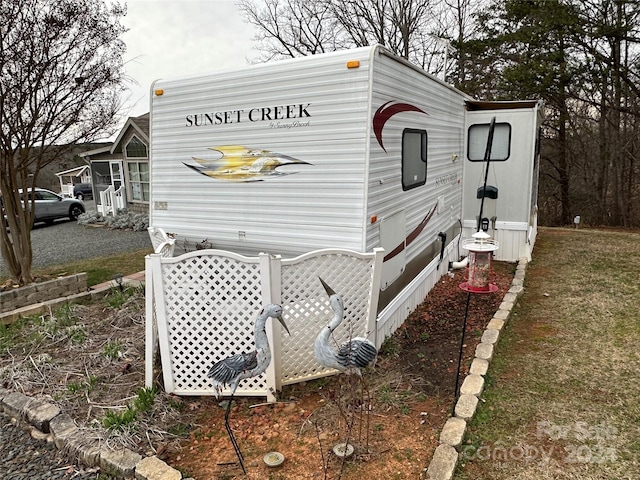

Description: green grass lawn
[454,227,640,479]
[1,248,151,287]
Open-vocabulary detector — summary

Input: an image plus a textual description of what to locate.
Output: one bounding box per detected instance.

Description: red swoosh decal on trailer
[383,243,406,263]
[383,203,439,262]
[373,101,429,152]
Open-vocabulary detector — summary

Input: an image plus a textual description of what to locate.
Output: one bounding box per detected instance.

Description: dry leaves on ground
[0,263,514,479]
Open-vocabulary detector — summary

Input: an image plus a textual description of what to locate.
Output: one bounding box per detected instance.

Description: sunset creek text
[186,103,312,127]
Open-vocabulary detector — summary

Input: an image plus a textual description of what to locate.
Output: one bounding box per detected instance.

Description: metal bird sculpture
[315,278,377,375]
[207,303,290,474]
[184,145,311,182]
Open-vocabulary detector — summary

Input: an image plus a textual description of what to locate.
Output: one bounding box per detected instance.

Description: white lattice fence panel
[145,234,175,389]
[278,249,382,385]
[147,227,176,256]
[150,247,383,399]
[155,250,268,396]
[145,257,158,389]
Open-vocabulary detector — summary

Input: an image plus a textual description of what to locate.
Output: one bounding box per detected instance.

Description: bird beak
[318,277,336,297]
[277,315,291,336]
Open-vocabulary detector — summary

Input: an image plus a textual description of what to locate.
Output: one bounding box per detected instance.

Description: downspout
[451,256,468,270]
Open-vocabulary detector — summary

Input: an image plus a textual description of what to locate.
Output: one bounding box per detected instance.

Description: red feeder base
[459,282,498,294]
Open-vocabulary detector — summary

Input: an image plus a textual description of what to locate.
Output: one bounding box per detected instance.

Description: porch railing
[98,185,126,215]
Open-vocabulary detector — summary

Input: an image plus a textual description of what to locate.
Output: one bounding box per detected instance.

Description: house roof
[78,144,112,158]
[111,113,150,153]
[55,165,90,177]
[79,112,150,159]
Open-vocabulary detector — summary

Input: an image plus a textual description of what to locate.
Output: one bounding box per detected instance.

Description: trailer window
[467,122,511,161]
[402,129,427,190]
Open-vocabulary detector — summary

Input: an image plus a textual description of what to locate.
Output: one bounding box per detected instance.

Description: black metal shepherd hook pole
[476,117,496,232]
[453,116,497,409]
[453,291,472,402]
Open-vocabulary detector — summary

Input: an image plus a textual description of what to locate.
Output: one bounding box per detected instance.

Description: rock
[426,444,458,479]
[454,394,479,421]
[135,455,181,480]
[439,417,466,447]
[100,447,142,478]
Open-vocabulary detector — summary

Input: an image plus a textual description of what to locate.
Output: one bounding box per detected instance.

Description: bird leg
[348,374,371,450]
[224,395,246,474]
[360,376,372,451]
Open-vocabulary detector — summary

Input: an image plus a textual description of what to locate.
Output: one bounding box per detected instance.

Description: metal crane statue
[207,303,290,474]
[315,277,377,375]
[315,278,377,451]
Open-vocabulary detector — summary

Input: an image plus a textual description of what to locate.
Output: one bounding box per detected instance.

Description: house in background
[55,165,92,198]
[79,113,149,215]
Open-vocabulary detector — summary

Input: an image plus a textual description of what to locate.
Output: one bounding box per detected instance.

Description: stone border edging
[0,273,186,480]
[425,257,528,480]
[0,276,144,325]
[0,386,185,479]
[1,273,88,315]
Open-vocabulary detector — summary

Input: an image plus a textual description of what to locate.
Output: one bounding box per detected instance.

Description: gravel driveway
[0,412,109,480]
[0,207,152,278]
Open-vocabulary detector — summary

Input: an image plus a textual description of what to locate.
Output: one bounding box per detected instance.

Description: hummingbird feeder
[459,231,499,293]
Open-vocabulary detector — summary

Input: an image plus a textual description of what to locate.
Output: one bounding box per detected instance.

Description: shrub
[104,210,149,231]
[78,209,149,231]
[77,210,105,225]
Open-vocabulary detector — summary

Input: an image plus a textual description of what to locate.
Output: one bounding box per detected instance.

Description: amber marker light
[346,60,360,69]
[370,215,378,224]
[154,89,164,96]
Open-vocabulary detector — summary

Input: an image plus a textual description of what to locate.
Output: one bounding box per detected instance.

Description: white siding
[150,48,376,256]
[461,105,542,262]
[462,220,531,262]
[462,108,538,225]
[365,51,466,264]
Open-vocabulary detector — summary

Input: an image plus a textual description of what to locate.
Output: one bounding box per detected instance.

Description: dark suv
[73,183,93,200]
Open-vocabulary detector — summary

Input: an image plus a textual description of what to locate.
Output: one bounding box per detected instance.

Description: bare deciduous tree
[237,0,339,60]
[0,0,128,285]
[572,0,640,226]
[237,0,471,74]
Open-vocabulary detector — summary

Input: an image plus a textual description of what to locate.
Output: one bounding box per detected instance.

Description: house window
[467,122,511,161]
[402,128,427,191]
[125,135,148,202]
[128,162,149,201]
[126,136,147,158]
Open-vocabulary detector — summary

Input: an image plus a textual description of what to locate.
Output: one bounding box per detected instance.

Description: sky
[120,0,259,120]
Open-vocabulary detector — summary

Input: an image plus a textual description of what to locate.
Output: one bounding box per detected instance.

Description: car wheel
[75,193,84,200]
[69,205,85,220]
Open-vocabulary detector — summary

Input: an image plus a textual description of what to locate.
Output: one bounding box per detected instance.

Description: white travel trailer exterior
[461,101,544,262]
[150,45,468,308]
[149,45,540,318]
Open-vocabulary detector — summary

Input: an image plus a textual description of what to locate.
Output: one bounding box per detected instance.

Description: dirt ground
[163,263,515,480]
[0,262,514,480]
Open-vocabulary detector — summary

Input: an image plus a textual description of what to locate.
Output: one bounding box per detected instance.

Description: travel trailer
[462,101,543,262]
[148,45,541,316]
